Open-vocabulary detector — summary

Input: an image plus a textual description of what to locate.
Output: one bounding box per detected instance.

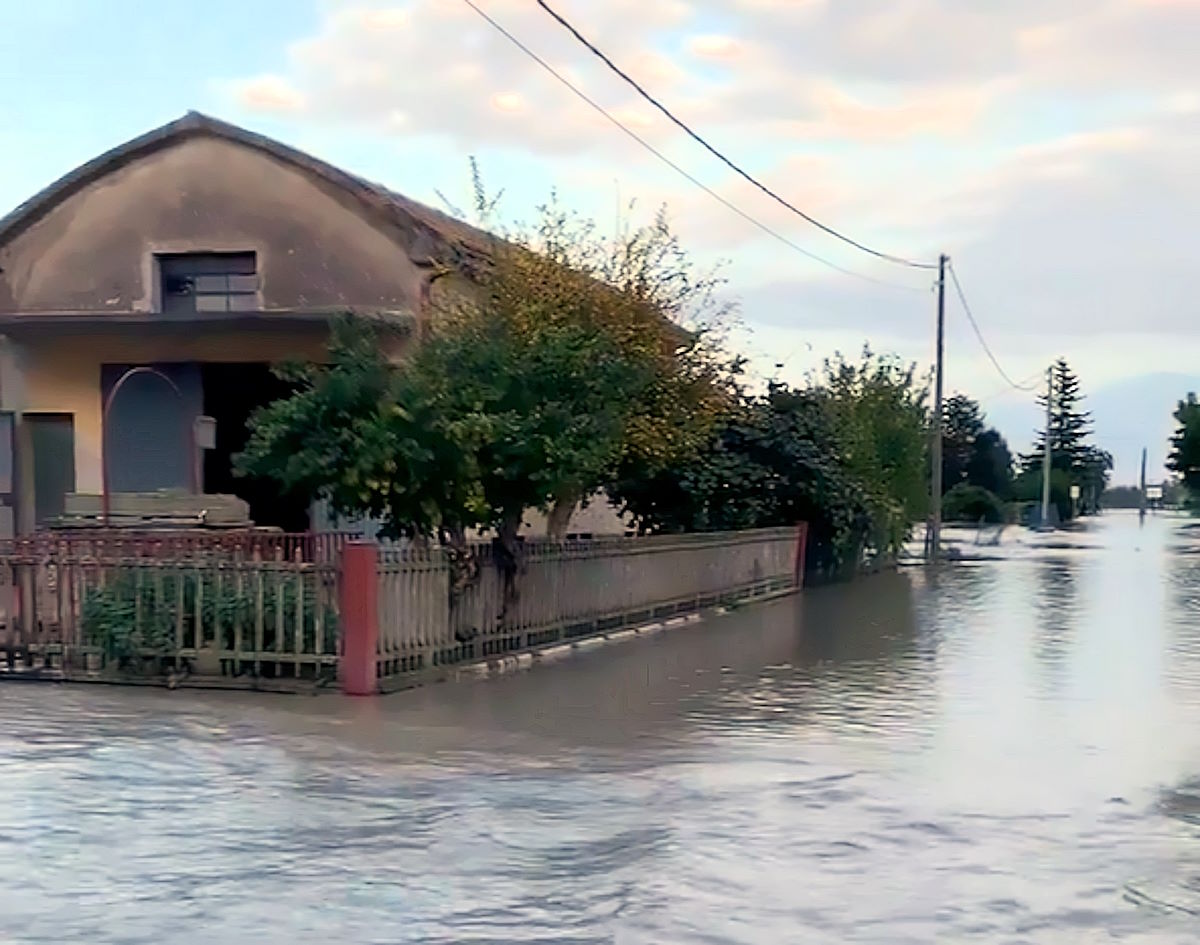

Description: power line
[460,0,927,294]
[947,261,1041,392]
[976,369,1046,406]
[534,0,938,271]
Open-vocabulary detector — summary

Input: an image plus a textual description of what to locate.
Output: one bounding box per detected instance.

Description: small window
[159,252,258,314]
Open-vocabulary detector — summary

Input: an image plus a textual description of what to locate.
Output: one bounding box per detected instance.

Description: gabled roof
[0,111,494,270]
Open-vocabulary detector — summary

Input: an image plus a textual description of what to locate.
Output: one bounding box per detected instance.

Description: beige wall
[0,136,426,316]
[4,327,357,525]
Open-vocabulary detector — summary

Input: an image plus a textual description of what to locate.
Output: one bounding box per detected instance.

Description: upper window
[159,252,258,314]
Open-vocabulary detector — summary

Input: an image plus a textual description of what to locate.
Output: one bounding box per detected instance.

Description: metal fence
[375,527,800,682]
[0,525,801,690]
[0,529,355,564]
[0,541,339,684]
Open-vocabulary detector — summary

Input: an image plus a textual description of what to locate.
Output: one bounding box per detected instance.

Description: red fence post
[794,522,809,589]
[339,541,379,696]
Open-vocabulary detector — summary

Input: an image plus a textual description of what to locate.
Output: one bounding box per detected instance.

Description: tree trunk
[546,494,577,539]
[440,524,480,643]
[494,510,525,627]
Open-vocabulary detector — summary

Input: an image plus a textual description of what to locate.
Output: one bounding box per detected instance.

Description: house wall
[2,327,354,530]
[0,136,427,316]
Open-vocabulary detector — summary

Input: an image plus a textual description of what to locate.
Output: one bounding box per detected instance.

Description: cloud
[221,0,1200,407]
[233,74,307,113]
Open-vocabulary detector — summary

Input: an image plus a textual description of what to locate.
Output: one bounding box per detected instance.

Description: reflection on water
[1,512,1199,943]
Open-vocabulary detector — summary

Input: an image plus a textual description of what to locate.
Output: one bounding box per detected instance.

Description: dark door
[27,413,75,527]
[0,412,13,538]
[201,363,309,532]
[102,364,201,493]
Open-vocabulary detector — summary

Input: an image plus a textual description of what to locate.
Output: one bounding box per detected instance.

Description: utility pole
[1040,365,1053,529]
[929,253,948,562]
[1139,447,1148,523]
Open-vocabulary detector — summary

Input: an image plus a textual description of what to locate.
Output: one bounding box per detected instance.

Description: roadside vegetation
[1168,393,1200,511]
[938,359,1112,526]
[236,184,931,580]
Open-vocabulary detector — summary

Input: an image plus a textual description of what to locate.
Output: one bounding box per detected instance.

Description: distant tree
[967,428,1015,499]
[1020,358,1110,518]
[1013,466,1074,524]
[1168,393,1200,497]
[941,393,1014,499]
[941,394,985,490]
[1101,485,1142,509]
[1076,445,1114,515]
[1022,359,1093,475]
[942,483,1005,524]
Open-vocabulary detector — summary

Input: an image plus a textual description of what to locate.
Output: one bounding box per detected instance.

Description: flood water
[2,512,1199,943]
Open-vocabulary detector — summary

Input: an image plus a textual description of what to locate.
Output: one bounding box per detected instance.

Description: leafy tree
[236,317,489,545]
[614,351,929,575]
[1101,485,1142,510]
[452,176,740,534]
[1168,393,1200,497]
[1013,466,1074,524]
[942,393,1013,498]
[238,179,738,560]
[942,483,1005,524]
[813,347,929,555]
[967,429,1015,499]
[1075,445,1114,515]
[611,383,874,576]
[942,394,985,490]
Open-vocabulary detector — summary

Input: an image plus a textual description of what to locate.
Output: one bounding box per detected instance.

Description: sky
[2,0,1198,483]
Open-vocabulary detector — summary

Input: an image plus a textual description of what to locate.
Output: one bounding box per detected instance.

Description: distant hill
[985,372,1198,485]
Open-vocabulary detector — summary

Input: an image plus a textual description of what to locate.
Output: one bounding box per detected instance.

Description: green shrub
[81,568,339,670]
[943,484,1004,524]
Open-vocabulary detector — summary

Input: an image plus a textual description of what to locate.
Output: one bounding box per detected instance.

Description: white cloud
[222,0,1200,417]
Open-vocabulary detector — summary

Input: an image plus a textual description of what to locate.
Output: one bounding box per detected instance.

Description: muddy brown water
[1,511,1198,943]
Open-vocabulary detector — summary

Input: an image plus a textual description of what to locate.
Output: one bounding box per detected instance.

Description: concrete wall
[0,136,426,316]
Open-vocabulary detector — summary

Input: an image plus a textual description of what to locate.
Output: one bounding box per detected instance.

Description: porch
[0,319,335,535]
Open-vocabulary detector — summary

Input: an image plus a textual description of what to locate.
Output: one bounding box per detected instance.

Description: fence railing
[0,549,339,684]
[0,529,356,564]
[371,526,802,685]
[0,524,805,691]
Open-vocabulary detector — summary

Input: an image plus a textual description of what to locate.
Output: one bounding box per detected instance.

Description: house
[0,111,491,536]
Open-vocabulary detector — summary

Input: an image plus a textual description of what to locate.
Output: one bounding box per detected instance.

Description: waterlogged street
[2,512,1199,943]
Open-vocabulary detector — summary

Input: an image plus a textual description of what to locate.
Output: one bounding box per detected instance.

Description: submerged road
[2,512,1199,943]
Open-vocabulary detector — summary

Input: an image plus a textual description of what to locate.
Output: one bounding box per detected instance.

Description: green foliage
[942,393,1013,498]
[611,383,874,573]
[1012,466,1074,524]
[1019,359,1111,518]
[237,174,924,581]
[1101,485,1143,509]
[613,352,929,576]
[81,570,338,670]
[942,483,1005,524]
[1168,393,1200,497]
[239,183,739,544]
[812,347,929,555]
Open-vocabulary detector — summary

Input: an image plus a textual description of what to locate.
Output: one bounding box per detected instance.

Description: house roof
[0,111,496,271]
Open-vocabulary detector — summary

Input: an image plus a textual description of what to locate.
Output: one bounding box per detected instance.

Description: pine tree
[1167,393,1200,495]
[1021,358,1094,475]
[1019,358,1111,516]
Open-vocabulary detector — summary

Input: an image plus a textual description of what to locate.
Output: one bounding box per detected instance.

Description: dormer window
[159,252,258,314]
